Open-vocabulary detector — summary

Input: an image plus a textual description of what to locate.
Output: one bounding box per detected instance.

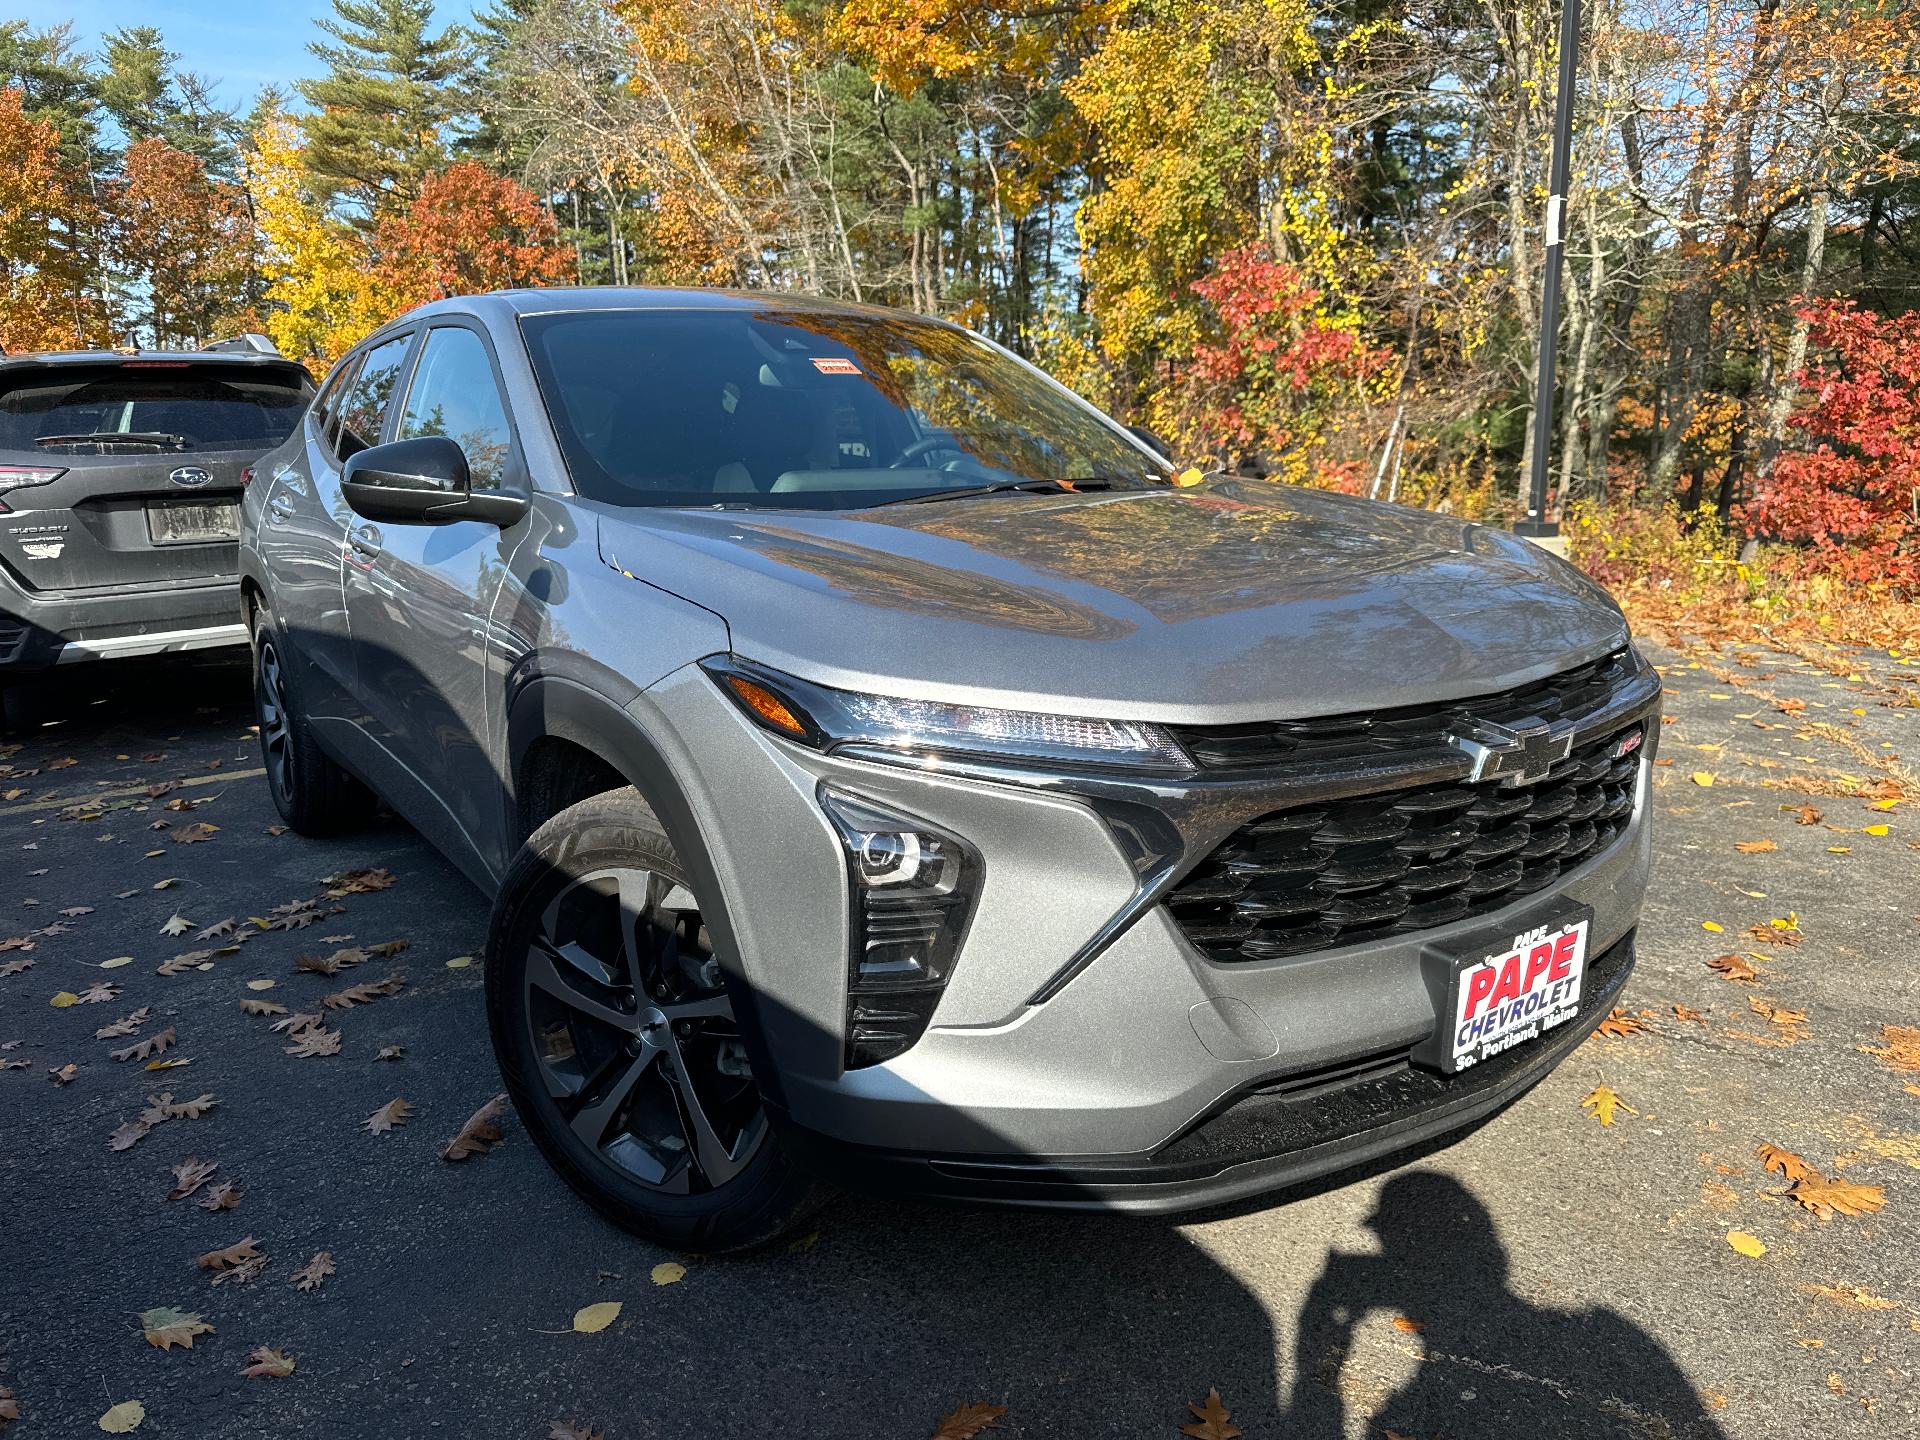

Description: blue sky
[15,0,475,110]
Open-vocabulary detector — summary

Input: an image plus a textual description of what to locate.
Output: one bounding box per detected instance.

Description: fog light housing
[819,786,981,1069]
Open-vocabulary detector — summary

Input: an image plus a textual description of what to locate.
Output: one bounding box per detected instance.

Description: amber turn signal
[725,674,806,736]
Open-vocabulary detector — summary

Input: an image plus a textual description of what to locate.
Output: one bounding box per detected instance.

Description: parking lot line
[0,765,266,817]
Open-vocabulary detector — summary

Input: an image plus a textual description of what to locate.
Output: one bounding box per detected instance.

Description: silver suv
[240,289,1657,1251]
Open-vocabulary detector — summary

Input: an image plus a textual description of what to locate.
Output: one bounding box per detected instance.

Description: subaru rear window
[0,365,311,455]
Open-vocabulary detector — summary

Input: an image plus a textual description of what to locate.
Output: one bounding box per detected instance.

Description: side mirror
[1125,424,1174,461]
[341,436,527,527]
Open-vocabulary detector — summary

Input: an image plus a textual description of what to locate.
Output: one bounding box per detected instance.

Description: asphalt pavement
[0,637,1915,1439]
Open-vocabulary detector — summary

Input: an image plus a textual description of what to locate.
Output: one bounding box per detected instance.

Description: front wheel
[485,789,831,1253]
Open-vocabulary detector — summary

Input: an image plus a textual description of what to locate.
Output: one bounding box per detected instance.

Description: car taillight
[240,466,256,488]
[0,465,65,512]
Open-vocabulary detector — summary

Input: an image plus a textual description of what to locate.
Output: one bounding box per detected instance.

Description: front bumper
[633,653,1657,1212]
[0,570,245,672]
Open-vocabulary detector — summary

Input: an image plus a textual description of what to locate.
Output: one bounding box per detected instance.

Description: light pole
[1515,0,1583,540]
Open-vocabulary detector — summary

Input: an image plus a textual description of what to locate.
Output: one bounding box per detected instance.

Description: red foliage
[1166,245,1389,481]
[1745,300,1920,584]
[374,162,571,313]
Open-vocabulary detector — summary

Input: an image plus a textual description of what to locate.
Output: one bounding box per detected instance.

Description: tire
[251,604,375,835]
[486,788,832,1253]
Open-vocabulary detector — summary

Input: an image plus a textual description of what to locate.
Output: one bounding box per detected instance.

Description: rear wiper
[35,431,187,450]
[873,478,1121,507]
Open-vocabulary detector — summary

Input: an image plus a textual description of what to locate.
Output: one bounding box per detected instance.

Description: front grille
[1166,719,1642,962]
[1171,648,1632,769]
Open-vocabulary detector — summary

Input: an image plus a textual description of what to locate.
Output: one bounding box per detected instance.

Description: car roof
[405,286,963,329]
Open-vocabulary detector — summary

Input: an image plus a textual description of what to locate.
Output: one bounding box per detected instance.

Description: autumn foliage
[373,162,571,313]
[1744,302,1920,584]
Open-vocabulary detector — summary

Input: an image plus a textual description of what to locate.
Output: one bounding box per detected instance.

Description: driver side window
[397,327,514,488]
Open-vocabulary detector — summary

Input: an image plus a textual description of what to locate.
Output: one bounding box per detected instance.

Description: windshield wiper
[35,431,187,450]
[873,478,1122,507]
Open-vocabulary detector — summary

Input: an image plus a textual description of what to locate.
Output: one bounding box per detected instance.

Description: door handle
[267,496,295,522]
[348,524,382,559]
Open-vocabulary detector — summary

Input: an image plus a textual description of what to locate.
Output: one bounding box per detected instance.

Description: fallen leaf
[1758,1144,1821,1184]
[651,1261,686,1286]
[0,1385,17,1426]
[108,1119,152,1151]
[97,1399,145,1433]
[1672,1004,1706,1024]
[1860,1024,1920,1074]
[442,1093,508,1161]
[1701,920,1724,933]
[268,1011,324,1035]
[198,1181,241,1212]
[283,1027,342,1058]
[197,1236,265,1283]
[290,1251,334,1291]
[100,956,132,970]
[364,1098,411,1135]
[326,867,395,894]
[1690,771,1716,787]
[1791,804,1823,824]
[49,990,79,1008]
[1706,953,1759,983]
[240,1346,295,1379]
[139,1305,213,1350]
[1789,1175,1887,1221]
[321,972,406,1011]
[571,1301,622,1334]
[446,954,473,969]
[1734,839,1777,853]
[1177,1388,1242,1440]
[374,1044,404,1062]
[294,947,366,976]
[49,1062,77,1085]
[171,823,219,844]
[76,981,119,1005]
[146,1092,216,1121]
[1390,1316,1425,1333]
[112,1028,175,1063]
[1726,1231,1767,1258]
[195,918,236,940]
[167,1157,219,1200]
[930,1402,1008,1439]
[368,938,409,958]
[245,979,275,992]
[1866,824,1890,837]
[1580,1084,1636,1126]
[1596,1007,1647,1038]
[239,998,286,1017]
[95,1008,151,1040]
[1749,996,1808,1027]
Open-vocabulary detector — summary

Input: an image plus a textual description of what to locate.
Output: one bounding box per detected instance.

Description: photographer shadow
[1283,1171,1729,1439]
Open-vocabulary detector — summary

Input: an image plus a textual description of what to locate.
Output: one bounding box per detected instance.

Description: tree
[373,161,570,309]
[109,137,252,347]
[247,110,388,366]
[1744,300,1920,583]
[97,26,235,175]
[299,0,469,220]
[0,86,108,350]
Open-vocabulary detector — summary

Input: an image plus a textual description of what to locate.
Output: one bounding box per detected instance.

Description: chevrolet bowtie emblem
[1447,716,1572,787]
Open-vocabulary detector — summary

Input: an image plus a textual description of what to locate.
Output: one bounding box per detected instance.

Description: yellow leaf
[245,979,275,991]
[1726,1231,1767,1258]
[98,1400,146,1432]
[1690,771,1716,787]
[1175,467,1205,487]
[1865,824,1890,837]
[50,990,79,1008]
[1702,921,1724,933]
[1870,798,1899,811]
[101,956,133,969]
[571,1301,622,1333]
[446,955,473,969]
[1580,1084,1636,1125]
[651,1261,686,1286]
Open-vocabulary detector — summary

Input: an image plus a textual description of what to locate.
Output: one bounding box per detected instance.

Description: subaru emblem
[169,466,212,488]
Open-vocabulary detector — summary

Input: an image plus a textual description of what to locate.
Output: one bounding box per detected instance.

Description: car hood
[593,479,1630,724]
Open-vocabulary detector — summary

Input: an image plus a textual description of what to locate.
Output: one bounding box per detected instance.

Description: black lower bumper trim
[785,932,1634,1213]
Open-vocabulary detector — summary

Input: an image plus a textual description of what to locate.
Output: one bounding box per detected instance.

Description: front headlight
[702,656,1194,774]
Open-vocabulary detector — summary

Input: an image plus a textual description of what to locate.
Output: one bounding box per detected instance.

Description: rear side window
[396,328,514,487]
[0,364,311,456]
[334,335,413,459]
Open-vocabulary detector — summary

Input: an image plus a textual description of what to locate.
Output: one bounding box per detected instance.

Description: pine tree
[97,27,235,176]
[298,0,468,222]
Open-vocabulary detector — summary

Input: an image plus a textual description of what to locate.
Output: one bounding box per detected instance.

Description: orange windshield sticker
[810,357,861,375]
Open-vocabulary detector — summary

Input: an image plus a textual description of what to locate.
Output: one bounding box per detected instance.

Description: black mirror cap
[1125,424,1174,461]
[342,435,471,497]
[340,437,528,528]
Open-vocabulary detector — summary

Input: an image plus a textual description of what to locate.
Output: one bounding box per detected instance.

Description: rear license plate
[1417,908,1591,1074]
[147,501,239,545]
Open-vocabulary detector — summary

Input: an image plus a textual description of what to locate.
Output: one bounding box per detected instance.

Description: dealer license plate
[1436,913,1589,1073]
[147,501,239,545]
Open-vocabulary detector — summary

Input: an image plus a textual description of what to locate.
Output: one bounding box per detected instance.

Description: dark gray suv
[0,337,312,698]
[239,289,1658,1251]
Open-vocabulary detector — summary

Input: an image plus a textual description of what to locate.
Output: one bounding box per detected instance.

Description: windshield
[0,365,311,455]
[518,307,1173,509]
